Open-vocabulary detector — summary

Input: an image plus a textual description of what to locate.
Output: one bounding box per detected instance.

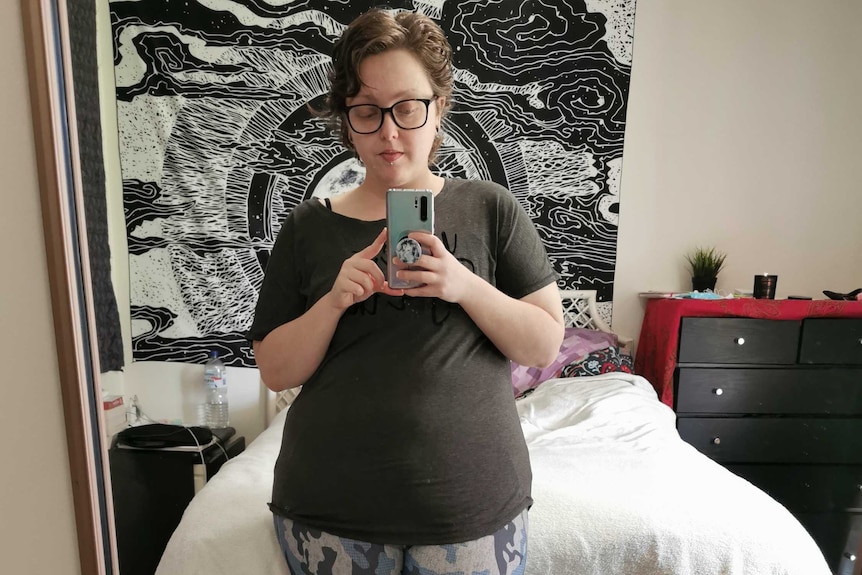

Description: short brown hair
[316,9,454,162]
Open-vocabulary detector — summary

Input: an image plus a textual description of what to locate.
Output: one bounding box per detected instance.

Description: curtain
[68,0,124,372]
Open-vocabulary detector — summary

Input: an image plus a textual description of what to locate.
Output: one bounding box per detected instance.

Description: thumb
[357,228,388,259]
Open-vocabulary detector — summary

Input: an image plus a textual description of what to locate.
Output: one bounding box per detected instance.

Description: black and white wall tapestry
[110,0,637,367]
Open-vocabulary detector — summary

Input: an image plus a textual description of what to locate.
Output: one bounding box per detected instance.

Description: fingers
[393,243,470,303]
[407,231,441,257]
[340,249,402,300]
[391,233,441,290]
[357,227,389,259]
[332,228,415,307]
[347,259,386,293]
[379,282,405,297]
[341,266,376,297]
[342,229,454,302]
[394,268,433,290]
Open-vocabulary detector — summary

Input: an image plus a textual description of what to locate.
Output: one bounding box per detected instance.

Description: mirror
[26,1,634,573]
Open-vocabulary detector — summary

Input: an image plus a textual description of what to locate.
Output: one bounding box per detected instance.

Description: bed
[155,291,831,575]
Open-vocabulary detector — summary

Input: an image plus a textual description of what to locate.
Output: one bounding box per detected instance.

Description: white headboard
[263,289,619,425]
[558,289,612,332]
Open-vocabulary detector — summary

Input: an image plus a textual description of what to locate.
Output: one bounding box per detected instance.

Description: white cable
[214,440,231,463]
[132,400,205,466]
[132,398,232,468]
[184,426,206,467]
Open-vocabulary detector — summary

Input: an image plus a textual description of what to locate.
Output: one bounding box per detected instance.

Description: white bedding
[156,374,830,575]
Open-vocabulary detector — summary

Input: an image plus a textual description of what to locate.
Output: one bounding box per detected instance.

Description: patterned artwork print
[110,0,637,367]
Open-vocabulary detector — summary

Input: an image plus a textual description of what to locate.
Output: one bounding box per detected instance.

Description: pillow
[511,327,617,397]
[559,345,633,378]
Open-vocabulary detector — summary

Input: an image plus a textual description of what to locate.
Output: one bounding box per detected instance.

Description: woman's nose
[378,111,399,139]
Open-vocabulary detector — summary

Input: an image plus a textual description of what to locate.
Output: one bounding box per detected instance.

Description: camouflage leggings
[273,509,528,575]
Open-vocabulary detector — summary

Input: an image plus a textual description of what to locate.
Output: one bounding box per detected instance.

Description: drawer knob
[735,337,746,345]
[712,437,721,445]
[845,552,856,562]
[713,388,724,396]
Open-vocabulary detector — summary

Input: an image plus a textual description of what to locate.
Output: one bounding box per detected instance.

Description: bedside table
[109,428,245,575]
[635,299,862,575]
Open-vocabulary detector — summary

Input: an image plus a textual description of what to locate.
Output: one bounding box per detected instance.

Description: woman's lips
[380,151,402,163]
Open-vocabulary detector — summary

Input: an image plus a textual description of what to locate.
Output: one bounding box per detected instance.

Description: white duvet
[156,374,830,575]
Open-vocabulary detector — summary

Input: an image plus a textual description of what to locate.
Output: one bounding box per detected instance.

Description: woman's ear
[435,96,447,120]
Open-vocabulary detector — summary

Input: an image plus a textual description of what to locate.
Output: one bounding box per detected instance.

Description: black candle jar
[753,274,778,299]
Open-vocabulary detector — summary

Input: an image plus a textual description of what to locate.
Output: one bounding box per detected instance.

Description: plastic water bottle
[203,351,229,428]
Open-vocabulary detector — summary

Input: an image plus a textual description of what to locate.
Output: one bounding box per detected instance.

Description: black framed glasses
[345,97,437,134]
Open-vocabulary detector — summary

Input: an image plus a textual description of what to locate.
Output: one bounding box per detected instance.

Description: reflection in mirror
[38,1,635,573]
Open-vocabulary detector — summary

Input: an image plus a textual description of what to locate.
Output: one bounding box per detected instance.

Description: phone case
[386,189,434,289]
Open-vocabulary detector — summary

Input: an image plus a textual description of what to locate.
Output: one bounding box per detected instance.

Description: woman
[249,8,564,575]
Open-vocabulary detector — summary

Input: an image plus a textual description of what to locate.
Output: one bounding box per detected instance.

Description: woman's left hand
[394,232,475,303]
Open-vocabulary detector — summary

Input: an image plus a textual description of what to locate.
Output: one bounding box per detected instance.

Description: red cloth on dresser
[634,298,862,408]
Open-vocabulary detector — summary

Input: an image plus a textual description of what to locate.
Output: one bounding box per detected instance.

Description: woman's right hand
[328,228,404,310]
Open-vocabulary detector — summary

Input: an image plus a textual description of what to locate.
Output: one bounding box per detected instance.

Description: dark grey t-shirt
[248,178,557,545]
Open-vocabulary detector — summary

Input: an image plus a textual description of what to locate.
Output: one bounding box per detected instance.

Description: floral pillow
[560,345,633,378]
[511,327,617,397]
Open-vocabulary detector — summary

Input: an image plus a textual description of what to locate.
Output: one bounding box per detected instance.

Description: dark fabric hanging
[67,1,125,372]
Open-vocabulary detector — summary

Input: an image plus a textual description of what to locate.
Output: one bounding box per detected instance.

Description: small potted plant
[685,246,727,292]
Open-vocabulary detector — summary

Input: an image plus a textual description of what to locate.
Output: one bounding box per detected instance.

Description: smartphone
[386,189,434,289]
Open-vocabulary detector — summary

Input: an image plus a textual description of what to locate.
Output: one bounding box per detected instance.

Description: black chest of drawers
[674,317,862,575]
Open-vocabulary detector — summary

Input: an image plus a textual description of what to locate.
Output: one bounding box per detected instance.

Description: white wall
[0,3,81,574]
[612,0,862,347]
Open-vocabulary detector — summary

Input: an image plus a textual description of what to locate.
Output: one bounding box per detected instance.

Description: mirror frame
[20,0,116,573]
